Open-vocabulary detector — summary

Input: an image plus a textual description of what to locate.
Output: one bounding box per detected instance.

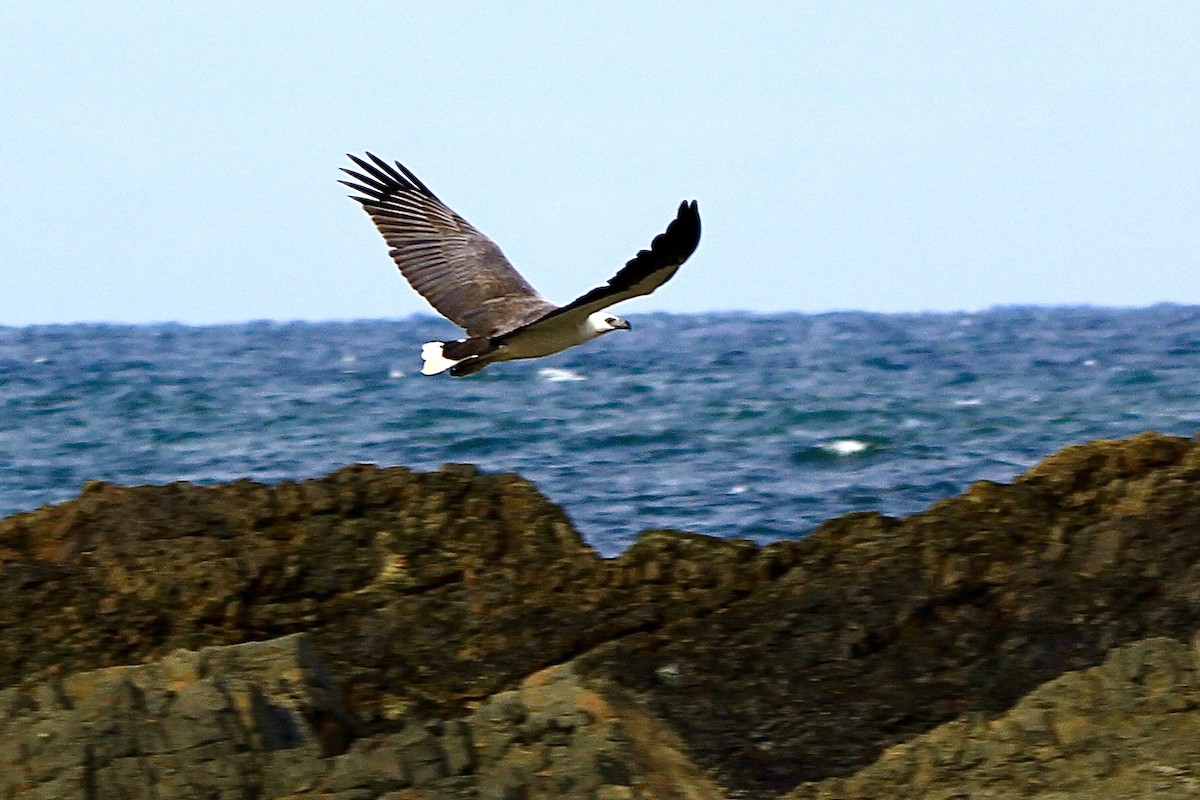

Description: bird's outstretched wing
[341,153,555,337]
[513,200,701,332]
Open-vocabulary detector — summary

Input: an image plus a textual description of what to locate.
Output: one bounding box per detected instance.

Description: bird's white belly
[496,317,597,361]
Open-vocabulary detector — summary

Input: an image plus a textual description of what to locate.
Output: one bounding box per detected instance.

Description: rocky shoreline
[3,431,1200,798]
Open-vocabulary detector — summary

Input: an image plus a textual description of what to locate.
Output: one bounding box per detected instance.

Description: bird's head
[588,312,632,336]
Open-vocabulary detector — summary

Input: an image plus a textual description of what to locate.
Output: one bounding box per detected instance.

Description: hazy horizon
[6,302,1199,332]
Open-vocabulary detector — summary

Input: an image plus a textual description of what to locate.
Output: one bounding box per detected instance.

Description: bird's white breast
[496,313,607,361]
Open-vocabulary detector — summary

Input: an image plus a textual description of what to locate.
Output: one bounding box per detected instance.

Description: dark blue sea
[3,307,1199,555]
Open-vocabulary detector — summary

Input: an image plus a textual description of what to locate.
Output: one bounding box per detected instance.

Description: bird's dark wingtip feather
[366,152,396,176]
[337,178,380,206]
[679,199,700,223]
[341,152,442,204]
[347,153,377,174]
[614,199,701,274]
[662,199,701,259]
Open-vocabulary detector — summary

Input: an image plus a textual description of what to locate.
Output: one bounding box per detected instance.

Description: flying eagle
[341,153,701,376]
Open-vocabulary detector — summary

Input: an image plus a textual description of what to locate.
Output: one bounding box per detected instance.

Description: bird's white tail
[420,341,460,375]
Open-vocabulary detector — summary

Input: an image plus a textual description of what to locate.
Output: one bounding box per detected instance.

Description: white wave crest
[537,367,586,382]
[820,438,869,456]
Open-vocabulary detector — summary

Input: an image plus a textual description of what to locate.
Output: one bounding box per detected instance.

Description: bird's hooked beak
[614,318,632,331]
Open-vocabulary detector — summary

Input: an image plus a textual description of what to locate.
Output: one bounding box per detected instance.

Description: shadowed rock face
[785,635,1200,800]
[0,634,355,799]
[3,433,1200,796]
[0,463,801,727]
[0,634,722,800]
[577,433,1200,791]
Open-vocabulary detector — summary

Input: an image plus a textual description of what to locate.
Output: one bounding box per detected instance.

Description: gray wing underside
[341,154,556,338]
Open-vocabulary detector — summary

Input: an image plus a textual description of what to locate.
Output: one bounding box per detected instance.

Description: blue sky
[2,3,1198,325]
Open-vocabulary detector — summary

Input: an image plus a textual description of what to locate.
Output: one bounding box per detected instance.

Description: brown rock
[0,634,344,799]
[574,432,1200,792]
[4,433,1200,796]
[785,635,1200,800]
[0,462,792,727]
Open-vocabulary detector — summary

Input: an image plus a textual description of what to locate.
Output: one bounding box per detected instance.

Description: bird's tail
[420,342,460,375]
[421,338,492,376]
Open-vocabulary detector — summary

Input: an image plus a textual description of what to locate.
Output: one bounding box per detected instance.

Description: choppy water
[3,307,1199,554]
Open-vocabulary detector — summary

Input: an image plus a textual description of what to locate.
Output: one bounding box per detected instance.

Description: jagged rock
[785,634,1200,800]
[574,432,1200,792]
[0,462,800,726]
[0,634,344,799]
[469,663,722,800]
[0,636,719,800]
[4,433,1200,797]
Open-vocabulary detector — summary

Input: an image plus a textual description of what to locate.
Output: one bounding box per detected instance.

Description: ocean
[2,306,1199,555]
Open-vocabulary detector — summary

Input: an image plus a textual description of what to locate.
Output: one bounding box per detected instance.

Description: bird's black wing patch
[517,200,701,332]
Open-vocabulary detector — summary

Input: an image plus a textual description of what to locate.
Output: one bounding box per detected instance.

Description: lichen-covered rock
[0,463,799,726]
[0,634,343,799]
[0,636,719,800]
[574,432,1200,793]
[785,634,1200,800]
[5,433,1200,797]
[469,664,722,800]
